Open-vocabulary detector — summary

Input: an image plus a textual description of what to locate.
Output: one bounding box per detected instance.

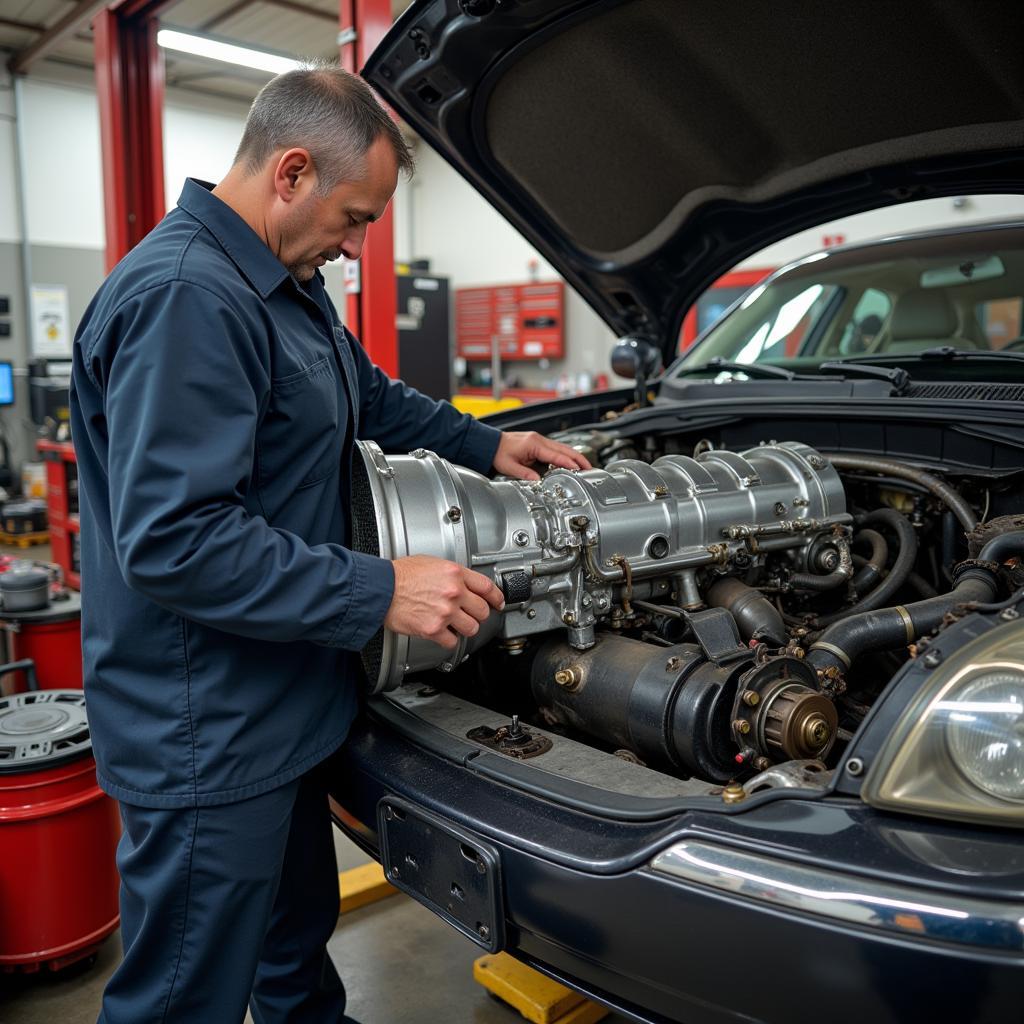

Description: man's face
[277,136,399,282]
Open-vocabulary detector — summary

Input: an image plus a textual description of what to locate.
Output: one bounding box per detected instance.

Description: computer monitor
[0,363,13,406]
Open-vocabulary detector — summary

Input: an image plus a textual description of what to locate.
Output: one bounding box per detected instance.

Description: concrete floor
[1,830,632,1024]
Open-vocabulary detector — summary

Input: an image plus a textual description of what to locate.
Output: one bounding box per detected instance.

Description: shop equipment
[0,689,120,973]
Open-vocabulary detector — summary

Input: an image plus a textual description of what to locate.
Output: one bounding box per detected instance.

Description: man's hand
[385,555,505,650]
[493,431,591,481]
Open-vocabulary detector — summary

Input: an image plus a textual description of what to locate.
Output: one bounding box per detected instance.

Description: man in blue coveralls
[71,64,589,1023]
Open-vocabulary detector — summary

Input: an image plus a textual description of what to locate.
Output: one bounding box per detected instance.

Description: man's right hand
[384,555,505,650]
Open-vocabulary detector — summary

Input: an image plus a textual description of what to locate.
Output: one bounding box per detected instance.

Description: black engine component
[530,634,752,781]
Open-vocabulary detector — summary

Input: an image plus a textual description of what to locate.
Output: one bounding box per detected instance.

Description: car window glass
[695,285,749,334]
[976,298,1023,349]
[835,288,893,354]
[734,284,839,363]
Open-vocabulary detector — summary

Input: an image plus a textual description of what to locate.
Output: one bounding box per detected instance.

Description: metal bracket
[683,607,748,665]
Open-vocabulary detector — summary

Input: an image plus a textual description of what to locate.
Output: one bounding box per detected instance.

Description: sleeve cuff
[327,550,395,651]
[455,419,502,476]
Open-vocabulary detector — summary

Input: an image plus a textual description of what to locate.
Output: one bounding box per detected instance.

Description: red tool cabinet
[456,281,565,361]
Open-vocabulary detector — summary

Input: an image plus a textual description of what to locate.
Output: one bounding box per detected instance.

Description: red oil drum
[0,690,120,972]
[1,591,82,691]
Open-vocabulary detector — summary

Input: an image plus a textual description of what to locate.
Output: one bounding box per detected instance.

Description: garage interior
[1,2,1022,1023]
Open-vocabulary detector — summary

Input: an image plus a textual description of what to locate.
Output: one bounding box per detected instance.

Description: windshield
[676,225,1024,375]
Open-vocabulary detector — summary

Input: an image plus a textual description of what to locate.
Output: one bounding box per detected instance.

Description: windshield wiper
[678,358,796,381]
[817,361,910,390]
[915,345,1024,364]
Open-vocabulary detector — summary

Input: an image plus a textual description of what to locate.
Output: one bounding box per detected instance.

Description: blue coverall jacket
[70,179,501,809]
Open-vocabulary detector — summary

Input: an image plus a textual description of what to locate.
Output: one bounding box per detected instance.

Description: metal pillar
[339,0,398,377]
[93,2,175,273]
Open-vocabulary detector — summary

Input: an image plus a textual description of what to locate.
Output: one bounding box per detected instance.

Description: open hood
[363,0,1024,357]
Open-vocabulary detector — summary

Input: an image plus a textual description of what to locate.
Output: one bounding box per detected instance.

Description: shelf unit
[37,440,80,590]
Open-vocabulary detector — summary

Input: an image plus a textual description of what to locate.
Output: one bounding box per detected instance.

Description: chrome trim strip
[650,840,1024,953]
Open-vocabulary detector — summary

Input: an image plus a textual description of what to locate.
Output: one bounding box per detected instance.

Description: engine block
[352,440,849,693]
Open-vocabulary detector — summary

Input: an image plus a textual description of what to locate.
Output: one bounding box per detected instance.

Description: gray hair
[234,61,414,194]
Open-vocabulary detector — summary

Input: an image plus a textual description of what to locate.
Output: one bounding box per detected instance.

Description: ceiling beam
[200,0,257,32]
[203,0,341,31]
[0,17,47,35]
[265,0,339,23]
[8,0,109,75]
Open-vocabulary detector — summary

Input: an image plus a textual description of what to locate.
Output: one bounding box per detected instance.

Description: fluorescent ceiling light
[157,28,301,75]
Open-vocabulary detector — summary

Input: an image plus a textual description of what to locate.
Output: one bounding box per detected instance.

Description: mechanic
[70,63,589,1024]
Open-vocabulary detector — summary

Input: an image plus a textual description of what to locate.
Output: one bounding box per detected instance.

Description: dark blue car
[330,4,1024,1021]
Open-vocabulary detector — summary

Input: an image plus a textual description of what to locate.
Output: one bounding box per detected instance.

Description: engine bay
[352,421,1024,797]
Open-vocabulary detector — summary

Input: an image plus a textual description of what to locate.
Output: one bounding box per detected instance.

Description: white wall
[741,195,1024,271]
[19,78,105,249]
[163,98,248,210]
[0,63,253,250]
[0,65,20,244]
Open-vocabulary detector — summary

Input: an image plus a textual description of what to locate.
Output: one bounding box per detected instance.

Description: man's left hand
[493,431,591,481]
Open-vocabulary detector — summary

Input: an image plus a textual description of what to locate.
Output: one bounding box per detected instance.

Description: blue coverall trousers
[98,764,349,1023]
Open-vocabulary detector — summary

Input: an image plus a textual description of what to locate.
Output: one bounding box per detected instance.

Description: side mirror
[611,336,662,406]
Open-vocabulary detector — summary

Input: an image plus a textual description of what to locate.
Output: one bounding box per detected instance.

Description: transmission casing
[352,439,848,693]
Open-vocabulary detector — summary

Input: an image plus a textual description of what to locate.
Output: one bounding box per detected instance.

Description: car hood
[363,0,1024,360]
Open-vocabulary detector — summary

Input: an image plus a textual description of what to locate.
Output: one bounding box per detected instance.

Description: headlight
[863,622,1024,828]
[945,672,1024,802]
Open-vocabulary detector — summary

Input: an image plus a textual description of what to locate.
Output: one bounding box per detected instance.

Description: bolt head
[1000,606,1020,621]
[803,715,831,749]
[753,756,771,771]
[721,782,747,804]
[742,690,760,707]
[512,530,530,547]
[733,719,751,735]
[526,608,537,619]
[846,757,864,777]
[446,506,462,522]
[923,650,943,668]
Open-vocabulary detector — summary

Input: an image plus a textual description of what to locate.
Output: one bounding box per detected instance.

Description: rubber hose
[807,568,999,675]
[852,558,938,598]
[824,453,977,532]
[907,571,939,598]
[979,529,1024,565]
[851,529,888,595]
[706,577,787,646]
[815,509,918,626]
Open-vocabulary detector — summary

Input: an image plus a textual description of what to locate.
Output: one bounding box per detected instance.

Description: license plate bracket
[377,796,504,952]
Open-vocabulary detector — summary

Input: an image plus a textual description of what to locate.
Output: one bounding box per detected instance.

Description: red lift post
[339,0,400,377]
[93,1,175,273]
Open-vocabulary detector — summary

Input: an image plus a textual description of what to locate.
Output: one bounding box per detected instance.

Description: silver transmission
[352,439,849,693]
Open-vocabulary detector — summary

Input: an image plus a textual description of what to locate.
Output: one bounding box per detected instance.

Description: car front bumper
[329,710,1024,1024]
